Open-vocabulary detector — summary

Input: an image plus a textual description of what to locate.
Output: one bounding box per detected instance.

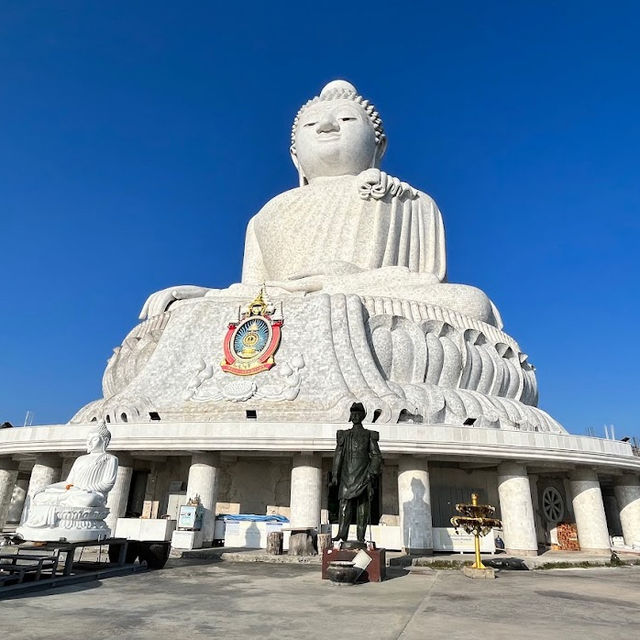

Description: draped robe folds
[24,453,118,528]
[242,175,447,283]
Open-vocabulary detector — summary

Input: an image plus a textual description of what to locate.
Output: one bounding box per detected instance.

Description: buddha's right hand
[358,168,417,200]
[139,285,210,320]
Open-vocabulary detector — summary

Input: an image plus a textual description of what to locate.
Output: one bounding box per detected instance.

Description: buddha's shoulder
[253,177,359,216]
[248,186,304,226]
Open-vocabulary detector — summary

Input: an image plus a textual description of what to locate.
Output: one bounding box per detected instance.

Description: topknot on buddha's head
[290,80,386,155]
[88,420,112,447]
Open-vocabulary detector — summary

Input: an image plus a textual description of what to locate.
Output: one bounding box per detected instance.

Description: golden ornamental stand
[450,493,502,570]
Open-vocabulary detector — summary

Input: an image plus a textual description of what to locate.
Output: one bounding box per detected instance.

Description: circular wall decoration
[221,288,283,376]
[233,317,271,359]
[542,486,564,523]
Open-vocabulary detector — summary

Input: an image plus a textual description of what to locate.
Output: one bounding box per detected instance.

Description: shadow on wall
[245,521,261,548]
[402,477,427,550]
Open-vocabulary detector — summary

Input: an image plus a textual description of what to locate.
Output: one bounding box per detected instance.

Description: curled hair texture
[291,82,385,155]
[89,420,112,446]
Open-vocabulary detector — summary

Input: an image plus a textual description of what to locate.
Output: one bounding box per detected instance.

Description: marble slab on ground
[175,546,322,565]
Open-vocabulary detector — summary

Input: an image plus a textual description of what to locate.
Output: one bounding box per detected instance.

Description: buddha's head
[86,421,111,454]
[291,80,387,185]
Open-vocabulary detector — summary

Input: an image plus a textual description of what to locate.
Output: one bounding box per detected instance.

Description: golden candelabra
[450,493,502,569]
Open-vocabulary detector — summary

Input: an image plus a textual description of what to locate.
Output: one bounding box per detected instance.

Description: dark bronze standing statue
[331,403,382,545]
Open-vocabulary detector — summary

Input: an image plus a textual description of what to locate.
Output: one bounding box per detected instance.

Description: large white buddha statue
[17,422,118,542]
[140,80,501,329]
[71,80,564,434]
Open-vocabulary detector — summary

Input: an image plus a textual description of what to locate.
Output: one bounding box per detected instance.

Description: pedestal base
[16,523,111,544]
[340,540,367,550]
[287,528,317,556]
[322,548,386,582]
[17,504,112,544]
[463,566,496,579]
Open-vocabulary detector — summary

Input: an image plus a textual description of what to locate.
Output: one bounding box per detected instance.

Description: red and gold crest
[221,288,283,376]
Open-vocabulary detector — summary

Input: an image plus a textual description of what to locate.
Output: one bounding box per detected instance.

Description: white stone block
[171,529,203,550]
[115,517,176,542]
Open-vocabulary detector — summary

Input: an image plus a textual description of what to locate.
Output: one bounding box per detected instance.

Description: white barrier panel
[219,520,288,549]
[432,527,496,552]
[330,525,403,550]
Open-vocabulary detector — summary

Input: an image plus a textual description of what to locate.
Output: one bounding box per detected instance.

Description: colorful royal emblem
[221,287,283,376]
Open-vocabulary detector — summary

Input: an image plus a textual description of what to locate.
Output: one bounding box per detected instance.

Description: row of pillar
[2,452,640,555]
[498,464,640,554]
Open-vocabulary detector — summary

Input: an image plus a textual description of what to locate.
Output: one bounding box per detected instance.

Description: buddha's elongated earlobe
[290,146,308,186]
[372,135,387,168]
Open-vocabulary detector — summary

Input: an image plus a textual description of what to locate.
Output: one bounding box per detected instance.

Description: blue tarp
[220,514,289,523]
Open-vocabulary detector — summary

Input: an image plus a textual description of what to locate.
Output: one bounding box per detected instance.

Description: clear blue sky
[1,2,638,439]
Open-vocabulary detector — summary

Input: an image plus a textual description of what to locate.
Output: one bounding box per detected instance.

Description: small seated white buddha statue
[17,422,118,542]
[139,80,502,329]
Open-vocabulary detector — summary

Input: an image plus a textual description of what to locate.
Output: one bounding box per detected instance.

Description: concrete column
[497,462,538,556]
[186,452,220,546]
[21,454,61,525]
[60,456,75,481]
[614,474,640,547]
[7,477,29,523]
[290,454,322,531]
[0,458,19,531]
[570,469,610,552]
[105,453,134,533]
[398,457,432,555]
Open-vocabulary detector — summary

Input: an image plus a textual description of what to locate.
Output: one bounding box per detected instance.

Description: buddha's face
[86,433,107,454]
[294,99,379,182]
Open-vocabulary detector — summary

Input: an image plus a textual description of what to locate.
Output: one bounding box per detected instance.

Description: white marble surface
[115,517,176,542]
[105,454,133,532]
[6,477,28,524]
[289,454,321,530]
[1,422,638,471]
[139,81,500,328]
[0,458,18,530]
[23,454,61,512]
[59,80,579,441]
[171,529,203,550]
[17,426,118,543]
[71,293,559,433]
[570,469,611,551]
[497,462,538,555]
[614,474,640,547]
[186,452,219,545]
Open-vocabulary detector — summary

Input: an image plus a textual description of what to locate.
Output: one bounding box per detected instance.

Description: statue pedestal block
[462,566,496,580]
[286,527,317,556]
[322,547,386,582]
[16,505,111,544]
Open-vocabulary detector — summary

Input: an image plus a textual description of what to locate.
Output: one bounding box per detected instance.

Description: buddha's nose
[316,113,339,133]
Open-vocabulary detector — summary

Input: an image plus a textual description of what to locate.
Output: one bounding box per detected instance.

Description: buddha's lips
[317,133,341,141]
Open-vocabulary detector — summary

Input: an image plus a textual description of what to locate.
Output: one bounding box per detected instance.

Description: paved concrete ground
[2,560,640,640]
